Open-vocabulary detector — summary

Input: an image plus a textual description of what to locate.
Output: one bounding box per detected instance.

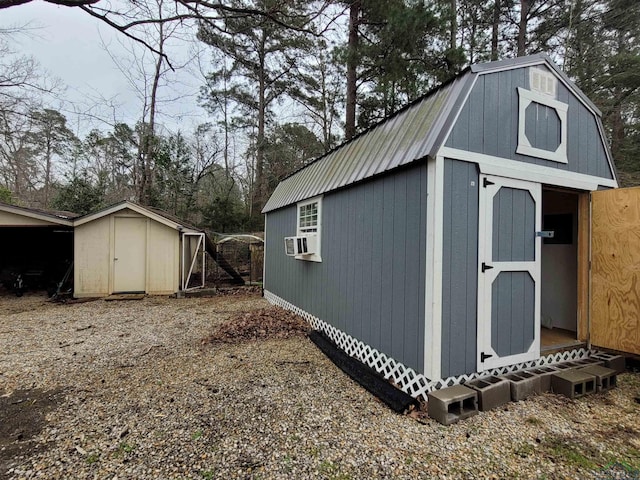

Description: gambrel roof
[263,54,616,213]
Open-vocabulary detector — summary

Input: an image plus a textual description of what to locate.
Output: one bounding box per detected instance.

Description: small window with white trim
[296,196,322,262]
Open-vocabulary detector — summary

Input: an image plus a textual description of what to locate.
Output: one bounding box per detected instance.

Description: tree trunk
[252,31,267,218]
[44,133,51,207]
[491,0,501,61]
[450,0,457,51]
[345,0,360,141]
[517,0,530,56]
[141,21,165,205]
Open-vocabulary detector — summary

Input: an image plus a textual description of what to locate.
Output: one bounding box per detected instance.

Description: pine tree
[198,0,314,225]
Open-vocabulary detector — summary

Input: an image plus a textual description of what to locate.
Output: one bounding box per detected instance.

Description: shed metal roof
[262,72,471,213]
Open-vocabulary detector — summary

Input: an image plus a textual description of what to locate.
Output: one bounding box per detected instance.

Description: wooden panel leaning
[590,187,640,355]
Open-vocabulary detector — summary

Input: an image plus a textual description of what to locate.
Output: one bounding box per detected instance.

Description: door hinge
[480,352,493,362]
[483,178,495,188]
[481,262,494,273]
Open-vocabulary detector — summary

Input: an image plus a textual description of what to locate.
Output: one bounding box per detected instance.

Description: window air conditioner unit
[284,235,317,256]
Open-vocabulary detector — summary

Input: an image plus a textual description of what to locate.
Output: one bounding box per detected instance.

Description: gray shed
[262,55,617,398]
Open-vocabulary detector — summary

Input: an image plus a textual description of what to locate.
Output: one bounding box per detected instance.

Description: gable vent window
[530,68,557,98]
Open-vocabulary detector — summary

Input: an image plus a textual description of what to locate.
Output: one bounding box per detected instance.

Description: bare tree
[0,0,332,70]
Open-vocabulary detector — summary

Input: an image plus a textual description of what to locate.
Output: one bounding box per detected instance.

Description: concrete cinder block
[501,371,541,401]
[526,366,558,393]
[572,358,605,368]
[551,362,576,371]
[551,370,597,399]
[427,385,478,425]
[466,376,511,411]
[579,365,617,392]
[591,352,626,374]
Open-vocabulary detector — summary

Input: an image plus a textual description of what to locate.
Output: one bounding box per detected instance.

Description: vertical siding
[264,164,427,373]
[74,216,111,297]
[446,66,614,180]
[147,221,179,294]
[440,159,479,378]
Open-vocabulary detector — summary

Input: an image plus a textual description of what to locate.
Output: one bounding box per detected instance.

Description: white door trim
[438,146,617,190]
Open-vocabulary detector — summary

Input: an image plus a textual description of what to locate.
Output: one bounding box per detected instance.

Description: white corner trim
[423,156,444,380]
[517,87,568,164]
[438,147,617,191]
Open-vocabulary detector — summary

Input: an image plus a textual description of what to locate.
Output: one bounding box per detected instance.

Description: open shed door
[591,187,640,355]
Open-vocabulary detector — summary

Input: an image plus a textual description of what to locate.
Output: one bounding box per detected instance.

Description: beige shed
[73,201,205,297]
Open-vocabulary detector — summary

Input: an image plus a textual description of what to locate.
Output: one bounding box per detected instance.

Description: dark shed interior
[0,226,73,294]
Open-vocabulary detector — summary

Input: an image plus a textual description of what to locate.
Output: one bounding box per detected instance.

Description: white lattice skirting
[264,290,596,402]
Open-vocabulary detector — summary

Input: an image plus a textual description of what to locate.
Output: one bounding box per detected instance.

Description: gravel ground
[1,291,639,480]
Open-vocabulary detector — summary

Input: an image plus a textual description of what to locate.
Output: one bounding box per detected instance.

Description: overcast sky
[1,2,206,136]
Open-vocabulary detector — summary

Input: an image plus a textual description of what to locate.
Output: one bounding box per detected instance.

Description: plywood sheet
[591,187,640,355]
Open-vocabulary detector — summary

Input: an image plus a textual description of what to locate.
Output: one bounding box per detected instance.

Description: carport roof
[0,202,77,226]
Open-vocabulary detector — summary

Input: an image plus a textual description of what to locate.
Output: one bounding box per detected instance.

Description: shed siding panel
[445,66,613,180]
[264,164,427,373]
[74,216,111,297]
[497,71,514,159]
[468,75,485,151]
[147,221,178,294]
[441,159,479,378]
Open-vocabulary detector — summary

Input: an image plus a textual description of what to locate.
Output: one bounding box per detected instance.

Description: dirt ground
[0,389,63,478]
[1,290,640,480]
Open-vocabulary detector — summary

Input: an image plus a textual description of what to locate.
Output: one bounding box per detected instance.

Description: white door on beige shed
[114,216,147,293]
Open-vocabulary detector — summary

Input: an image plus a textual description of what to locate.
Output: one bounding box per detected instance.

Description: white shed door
[114,217,147,293]
[477,175,541,371]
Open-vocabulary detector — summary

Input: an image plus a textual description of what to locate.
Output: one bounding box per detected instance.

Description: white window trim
[295,195,322,262]
[516,87,568,164]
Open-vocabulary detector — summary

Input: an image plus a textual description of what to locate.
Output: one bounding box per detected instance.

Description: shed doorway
[113,217,147,293]
[540,188,582,351]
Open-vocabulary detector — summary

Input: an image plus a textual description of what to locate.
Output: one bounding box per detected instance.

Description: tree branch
[79,5,175,71]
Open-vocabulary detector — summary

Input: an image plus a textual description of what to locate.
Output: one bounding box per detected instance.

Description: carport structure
[0,202,77,292]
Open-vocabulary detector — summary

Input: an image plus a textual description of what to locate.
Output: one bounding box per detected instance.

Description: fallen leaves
[202,306,310,345]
